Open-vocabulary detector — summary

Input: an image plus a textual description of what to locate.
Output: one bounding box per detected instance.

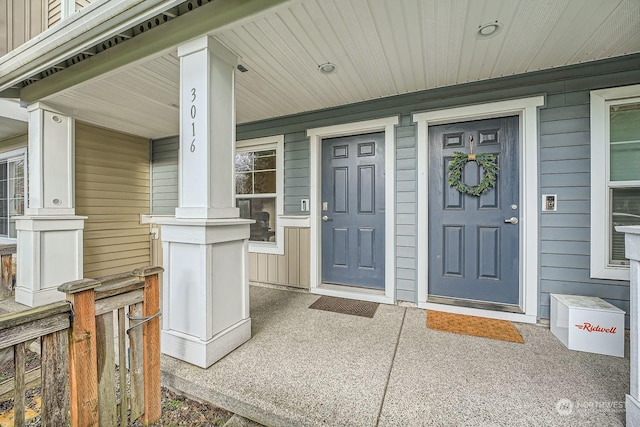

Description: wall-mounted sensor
[542,194,557,212]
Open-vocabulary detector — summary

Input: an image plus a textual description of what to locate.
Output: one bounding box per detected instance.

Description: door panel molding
[308,116,398,304]
[413,96,544,323]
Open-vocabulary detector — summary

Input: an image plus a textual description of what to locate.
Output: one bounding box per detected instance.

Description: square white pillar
[15,104,86,307]
[619,226,640,425]
[160,36,252,367]
[156,218,252,367]
[176,36,239,220]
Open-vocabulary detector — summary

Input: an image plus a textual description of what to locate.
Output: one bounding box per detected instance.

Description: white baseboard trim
[161,318,251,368]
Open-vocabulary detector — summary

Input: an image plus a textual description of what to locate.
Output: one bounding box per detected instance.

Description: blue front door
[321,133,385,289]
[428,116,520,305]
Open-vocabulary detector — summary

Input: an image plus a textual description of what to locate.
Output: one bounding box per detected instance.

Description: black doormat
[309,296,379,318]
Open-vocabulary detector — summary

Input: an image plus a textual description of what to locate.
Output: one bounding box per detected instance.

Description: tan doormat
[309,296,378,318]
[427,310,524,344]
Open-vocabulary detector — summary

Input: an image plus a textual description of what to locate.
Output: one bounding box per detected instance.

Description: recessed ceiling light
[476,21,503,39]
[318,62,337,75]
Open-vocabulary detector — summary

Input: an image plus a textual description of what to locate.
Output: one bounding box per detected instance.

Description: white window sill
[248,240,283,255]
[590,265,630,281]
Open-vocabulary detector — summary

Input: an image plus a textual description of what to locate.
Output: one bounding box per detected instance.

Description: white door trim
[307,116,399,304]
[413,97,544,323]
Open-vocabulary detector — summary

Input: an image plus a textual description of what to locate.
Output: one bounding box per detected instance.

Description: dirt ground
[1,384,235,426]
[0,350,237,426]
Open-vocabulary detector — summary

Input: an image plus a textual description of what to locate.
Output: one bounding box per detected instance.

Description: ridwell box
[550,294,625,357]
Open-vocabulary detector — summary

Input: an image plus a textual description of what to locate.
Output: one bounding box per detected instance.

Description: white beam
[0,99,27,122]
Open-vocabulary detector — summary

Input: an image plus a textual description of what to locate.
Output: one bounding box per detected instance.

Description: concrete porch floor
[161,286,630,426]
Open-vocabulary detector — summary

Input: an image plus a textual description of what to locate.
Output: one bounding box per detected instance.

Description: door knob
[322,215,329,222]
[504,217,518,224]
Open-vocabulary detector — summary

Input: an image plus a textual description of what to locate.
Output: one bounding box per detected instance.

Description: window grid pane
[8,159,24,239]
[0,162,8,237]
[235,146,278,244]
[610,187,640,264]
[236,197,277,242]
[610,102,640,181]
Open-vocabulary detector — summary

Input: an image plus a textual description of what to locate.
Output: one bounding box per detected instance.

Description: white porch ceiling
[45,0,640,139]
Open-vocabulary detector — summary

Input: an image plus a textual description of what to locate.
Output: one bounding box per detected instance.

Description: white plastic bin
[550,294,625,357]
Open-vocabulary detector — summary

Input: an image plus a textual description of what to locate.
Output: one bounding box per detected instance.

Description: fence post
[133,266,163,425]
[58,278,101,427]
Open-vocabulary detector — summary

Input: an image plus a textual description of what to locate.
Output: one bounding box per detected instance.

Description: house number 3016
[189,88,196,152]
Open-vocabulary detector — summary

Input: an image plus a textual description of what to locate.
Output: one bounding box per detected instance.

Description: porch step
[223,414,265,427]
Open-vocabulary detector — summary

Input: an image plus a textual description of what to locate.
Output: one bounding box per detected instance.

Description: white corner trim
[589,84,640,281]
[413,96,544,319]
[307,116,399,303]
[237,134,285,255]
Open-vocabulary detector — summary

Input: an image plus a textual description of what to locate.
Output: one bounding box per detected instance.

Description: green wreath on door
[447,152,499,197]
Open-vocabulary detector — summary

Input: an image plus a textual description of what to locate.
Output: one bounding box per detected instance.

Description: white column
[619,225,640,425]
[155,36,252,368]
[15,103,86,307]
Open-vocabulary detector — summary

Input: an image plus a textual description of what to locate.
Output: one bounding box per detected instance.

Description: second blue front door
[428,116,520,306]
[321,133,385,289]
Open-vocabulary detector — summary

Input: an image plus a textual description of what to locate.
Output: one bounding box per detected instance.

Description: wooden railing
[0,301,71,426]
[0,266,162,426]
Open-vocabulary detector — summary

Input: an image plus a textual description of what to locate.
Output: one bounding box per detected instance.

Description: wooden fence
[0,266,162,426]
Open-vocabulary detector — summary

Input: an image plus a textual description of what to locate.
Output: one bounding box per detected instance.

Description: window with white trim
[591,85,640,280]
[235,136,284,254]
[0,149,26,240]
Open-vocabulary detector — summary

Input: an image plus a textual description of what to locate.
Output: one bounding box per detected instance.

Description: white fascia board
[0,0,185,92]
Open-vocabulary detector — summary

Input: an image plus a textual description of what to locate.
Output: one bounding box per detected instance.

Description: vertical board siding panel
[299,228,310,288]
[256,253,268,282]
[0,0,45,56]
[0,0,7,56]
[76,122,151,278]
[277,249,288,284]
[287,228,300,285]
[267,254,278,283]
[247,227,310,289]
[248,252,258,282]
[276,228,289,284]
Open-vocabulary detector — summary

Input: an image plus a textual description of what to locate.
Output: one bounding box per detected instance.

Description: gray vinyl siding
[151,136,179,215]
[151,54,640,316]
[538,87,630,325]
[395,115,417,301]
[283,132,309,213]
